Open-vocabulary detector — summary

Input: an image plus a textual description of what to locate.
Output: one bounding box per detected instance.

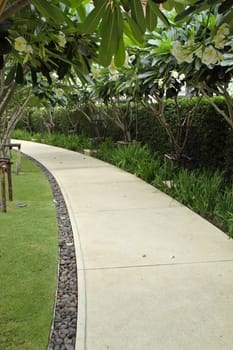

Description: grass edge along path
[0,154,58,350]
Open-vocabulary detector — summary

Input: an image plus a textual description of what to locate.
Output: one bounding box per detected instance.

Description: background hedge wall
[17,97,233,178]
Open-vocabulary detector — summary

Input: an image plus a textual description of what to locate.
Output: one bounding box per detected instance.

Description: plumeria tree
[83,0,233,161]
[89,54,142,143]
[138,5,232,160]
[0,0,232,156]
[0,1,98,155]
[132,44,202,162]
[170,8,233,128]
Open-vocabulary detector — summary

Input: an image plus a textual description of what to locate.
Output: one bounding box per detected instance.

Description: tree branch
[0,82,16,116]
[0,0,8,17]
[5,92,31,141]
[0,0,31,21]
[200,87,233,128]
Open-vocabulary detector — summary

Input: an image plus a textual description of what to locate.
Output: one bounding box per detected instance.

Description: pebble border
[24,154,78,350]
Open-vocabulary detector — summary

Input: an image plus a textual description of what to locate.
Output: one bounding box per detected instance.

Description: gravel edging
[24,154,78,350]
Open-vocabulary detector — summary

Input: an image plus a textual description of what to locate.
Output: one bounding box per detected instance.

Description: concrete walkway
[18,140,233,350]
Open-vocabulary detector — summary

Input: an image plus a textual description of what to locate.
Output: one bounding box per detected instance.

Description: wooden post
[6,160,13,201]
[0,157,13,203]
[3,143,21,175]
[16,146,21,174]
[0,163,7,213]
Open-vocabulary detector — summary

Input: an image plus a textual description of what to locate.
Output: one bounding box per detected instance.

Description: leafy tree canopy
[1,0,232,75]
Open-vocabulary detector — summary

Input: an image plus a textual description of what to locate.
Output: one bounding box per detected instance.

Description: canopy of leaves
[1,1,232,75]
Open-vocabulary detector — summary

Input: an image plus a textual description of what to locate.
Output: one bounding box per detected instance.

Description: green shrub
[44,133,92,151]
[133,97,232,177]
[11,129,32,141]
[110,143,161,183]
[170,169,224,218]
[214,189,233,236]
[12,130,92,152]
[94,138,116,162]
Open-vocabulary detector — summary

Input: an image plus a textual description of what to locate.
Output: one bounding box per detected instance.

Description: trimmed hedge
[17,97,233,178]
[131,97,233,178]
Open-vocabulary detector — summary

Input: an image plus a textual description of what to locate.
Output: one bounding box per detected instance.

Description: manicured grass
[0,154,58,350]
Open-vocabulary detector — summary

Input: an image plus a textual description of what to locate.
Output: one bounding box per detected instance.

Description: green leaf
[163,0,175,11]
[15,63,24,84]
[76,4,87,21]
[46,49,73,66]
[79,54,91,75]
[123,22,145,46]
[99,5,119,66]
[174,1,185,13]
[60,0,70,6]
[146,2,158,32]
[138,71,155,79]
[121,0,130,12]
[70,0,86,7]
[125,13,145,43]
[131,0,147,33]
[79,0,108,34]
[221,54,233,66]
[222,8,233,25]
[114,37,125,67]
[174,5,196,22]
[33,0,70,25]
[115,4,124,40]
[148,0,170,27]
[28,95,41,107]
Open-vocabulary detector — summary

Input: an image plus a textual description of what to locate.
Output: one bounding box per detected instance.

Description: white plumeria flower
[214,35,226,49]
[202,45,217,65]
[25,44,33,54]
[195,45,203,58]
[128,55,135,64]
[171,70,179,79]
[216,51,224,62]
[108,57,118,75]
[50,72,59,80]
[227,80,233,95]
[201,45,223,65]
[90,66,101,78]
[179,73,185,81]
[14,36,27,52]
[213,23,230,49]
[158,78,163,87]
[55,88,64,98]
[217,23,230,37]
[109,72,119,81]
[57,32,66,48]
[123,51,130,68]
[171,41,194,64]
[171,41,184,63]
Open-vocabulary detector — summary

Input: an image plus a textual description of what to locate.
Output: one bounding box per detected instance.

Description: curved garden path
[18,140,233,350]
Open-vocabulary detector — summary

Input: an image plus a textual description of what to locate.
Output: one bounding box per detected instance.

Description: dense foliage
[15,96,233,179]
[0,1,233,155]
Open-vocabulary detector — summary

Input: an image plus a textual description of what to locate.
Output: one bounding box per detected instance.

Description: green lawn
[0,154,58,350]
